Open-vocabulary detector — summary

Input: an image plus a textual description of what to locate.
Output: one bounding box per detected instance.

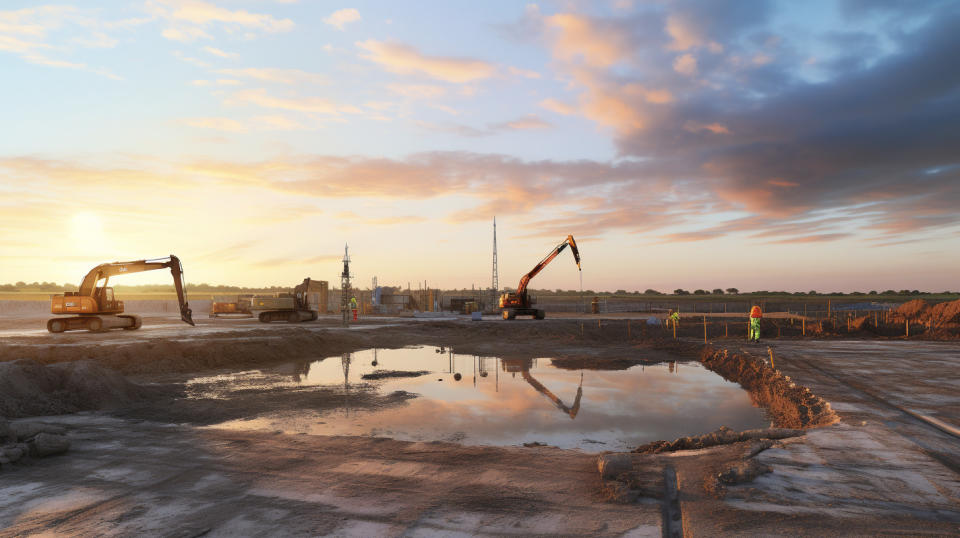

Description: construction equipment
[48,255,194,333]
[502,359,583,419]
[250,277,320,323]
[209,294,253,318]
[499,235,581,320]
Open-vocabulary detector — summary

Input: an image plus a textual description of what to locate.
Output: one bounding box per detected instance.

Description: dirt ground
[0,313,958,536]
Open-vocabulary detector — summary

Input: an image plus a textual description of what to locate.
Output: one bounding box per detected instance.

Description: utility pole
[491,216,499,310]
[341,243,351,326]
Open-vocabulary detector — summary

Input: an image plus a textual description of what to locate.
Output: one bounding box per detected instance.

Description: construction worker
[350,296,358,321]
[749,305,762,342]
[668,309,680,330]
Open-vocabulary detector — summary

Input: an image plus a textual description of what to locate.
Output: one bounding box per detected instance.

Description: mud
[2,316,958,535]
[0,360,164,418]
[360,370,430,380]
[632,426,804,454]
[699,346,838,429]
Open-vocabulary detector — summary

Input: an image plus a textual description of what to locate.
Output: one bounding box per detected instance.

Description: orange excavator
[48,255,194,333]
[502,358,583,419]
[499,235,581,320]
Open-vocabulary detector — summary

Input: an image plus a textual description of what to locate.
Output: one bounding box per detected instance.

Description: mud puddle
[195,346,770,451]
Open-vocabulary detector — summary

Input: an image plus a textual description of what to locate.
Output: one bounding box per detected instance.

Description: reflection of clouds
[256,347,768,449]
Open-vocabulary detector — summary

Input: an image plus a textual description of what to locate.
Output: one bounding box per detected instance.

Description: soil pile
[889,299,960,331]
[632,426,803,454]
[894,299,929,318]
[699,347,838,429]
[0,359,160,418]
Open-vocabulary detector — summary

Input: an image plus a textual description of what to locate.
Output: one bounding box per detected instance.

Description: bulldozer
[250,277,320,323]
[48,255,194,333]
[499,235,581,320]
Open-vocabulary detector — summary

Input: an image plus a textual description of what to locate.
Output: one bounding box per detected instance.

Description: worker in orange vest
[749,305,762,342]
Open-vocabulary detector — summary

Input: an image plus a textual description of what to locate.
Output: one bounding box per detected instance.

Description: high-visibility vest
[750,306,762,318]
[350,298,357,307]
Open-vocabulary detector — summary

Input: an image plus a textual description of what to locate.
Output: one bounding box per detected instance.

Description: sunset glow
[2,1,958,291]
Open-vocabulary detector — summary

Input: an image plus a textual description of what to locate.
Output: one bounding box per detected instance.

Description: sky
[1,0,958,293]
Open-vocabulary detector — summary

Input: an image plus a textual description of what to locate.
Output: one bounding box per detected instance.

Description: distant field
[0,292,191,301]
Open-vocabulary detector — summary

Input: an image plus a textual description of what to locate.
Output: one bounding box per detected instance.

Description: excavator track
[257,310,317,323]
[46,315,139,333]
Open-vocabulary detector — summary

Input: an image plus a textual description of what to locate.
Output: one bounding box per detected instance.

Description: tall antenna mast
[340,243,351,326]
[491,217,499,309]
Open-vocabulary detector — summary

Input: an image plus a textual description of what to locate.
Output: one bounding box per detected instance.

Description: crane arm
[77,255,194,326]
[516,235,581,297]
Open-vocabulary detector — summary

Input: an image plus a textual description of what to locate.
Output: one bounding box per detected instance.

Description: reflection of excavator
[502,359,583,419]
[250,277,320,323]
[499,235,581,320]
[48,255,194,333]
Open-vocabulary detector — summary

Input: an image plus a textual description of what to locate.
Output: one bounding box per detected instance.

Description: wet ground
[1,315,959,535]
[194,347,769,451]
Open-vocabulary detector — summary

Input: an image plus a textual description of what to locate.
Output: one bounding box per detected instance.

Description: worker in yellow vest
[668,309,680,331]
[749,305,762,342]
[350,296,358,321]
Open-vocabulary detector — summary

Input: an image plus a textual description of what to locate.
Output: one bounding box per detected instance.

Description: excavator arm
[78,255,194,326]
[516,235,581,297]
[521,370,583,419]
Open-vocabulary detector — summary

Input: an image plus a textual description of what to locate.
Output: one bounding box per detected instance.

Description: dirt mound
[894,299,929,318]
[927,299,960,326]
[633,426,803,454]
[0,359,160,418]
[699,347,838,429]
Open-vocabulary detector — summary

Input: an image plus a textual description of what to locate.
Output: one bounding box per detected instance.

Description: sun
[69,212,109,253]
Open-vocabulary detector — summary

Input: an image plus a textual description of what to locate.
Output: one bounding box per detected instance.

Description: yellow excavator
[48,255,194,333]
[500,235,581,320]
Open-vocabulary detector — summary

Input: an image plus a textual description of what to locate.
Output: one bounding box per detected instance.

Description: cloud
[216,67,327,85]
[149,0,293,42]
[545,13,634,68]
[182,117,247,132]
[508,66,541,79]
[203,46,237,58]
[162,26,210,42]
[0,5,124,78]
[496,115,552,131]
[539,98,576,116]
[323,8,360,30]
[387,83,446,99]
[224,88,344,114]
[253,115,308,130]
[673,53,697,75]
[418,115,553,138]
[335,211,425,226]
[357,40,495,83]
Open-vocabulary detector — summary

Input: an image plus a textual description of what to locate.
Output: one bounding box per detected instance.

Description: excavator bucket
[181,303,195,326]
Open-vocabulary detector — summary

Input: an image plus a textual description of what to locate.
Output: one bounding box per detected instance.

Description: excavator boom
[500,235,581,320]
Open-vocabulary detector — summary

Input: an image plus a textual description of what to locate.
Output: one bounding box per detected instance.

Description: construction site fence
[574,315,958,341]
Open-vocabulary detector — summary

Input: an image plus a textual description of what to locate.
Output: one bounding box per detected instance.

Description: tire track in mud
[787,357,960,475]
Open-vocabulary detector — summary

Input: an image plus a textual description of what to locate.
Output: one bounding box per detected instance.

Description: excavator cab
[95,286,122,313]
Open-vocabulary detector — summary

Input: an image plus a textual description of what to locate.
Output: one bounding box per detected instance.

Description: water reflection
[210,346,769,451]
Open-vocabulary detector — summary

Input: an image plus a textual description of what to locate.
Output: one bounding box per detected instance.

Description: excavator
[499,235,581,320]
[502,358,583,419]
[250,277,320,323]
[48,255,194,333]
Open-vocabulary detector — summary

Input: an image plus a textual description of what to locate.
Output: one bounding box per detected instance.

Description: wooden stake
[802,317,806,336]
[703,315,707,343]
[725,323,728,338]
[768,347,776,370]
[906,319,909,338]
[673,320,677,340]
